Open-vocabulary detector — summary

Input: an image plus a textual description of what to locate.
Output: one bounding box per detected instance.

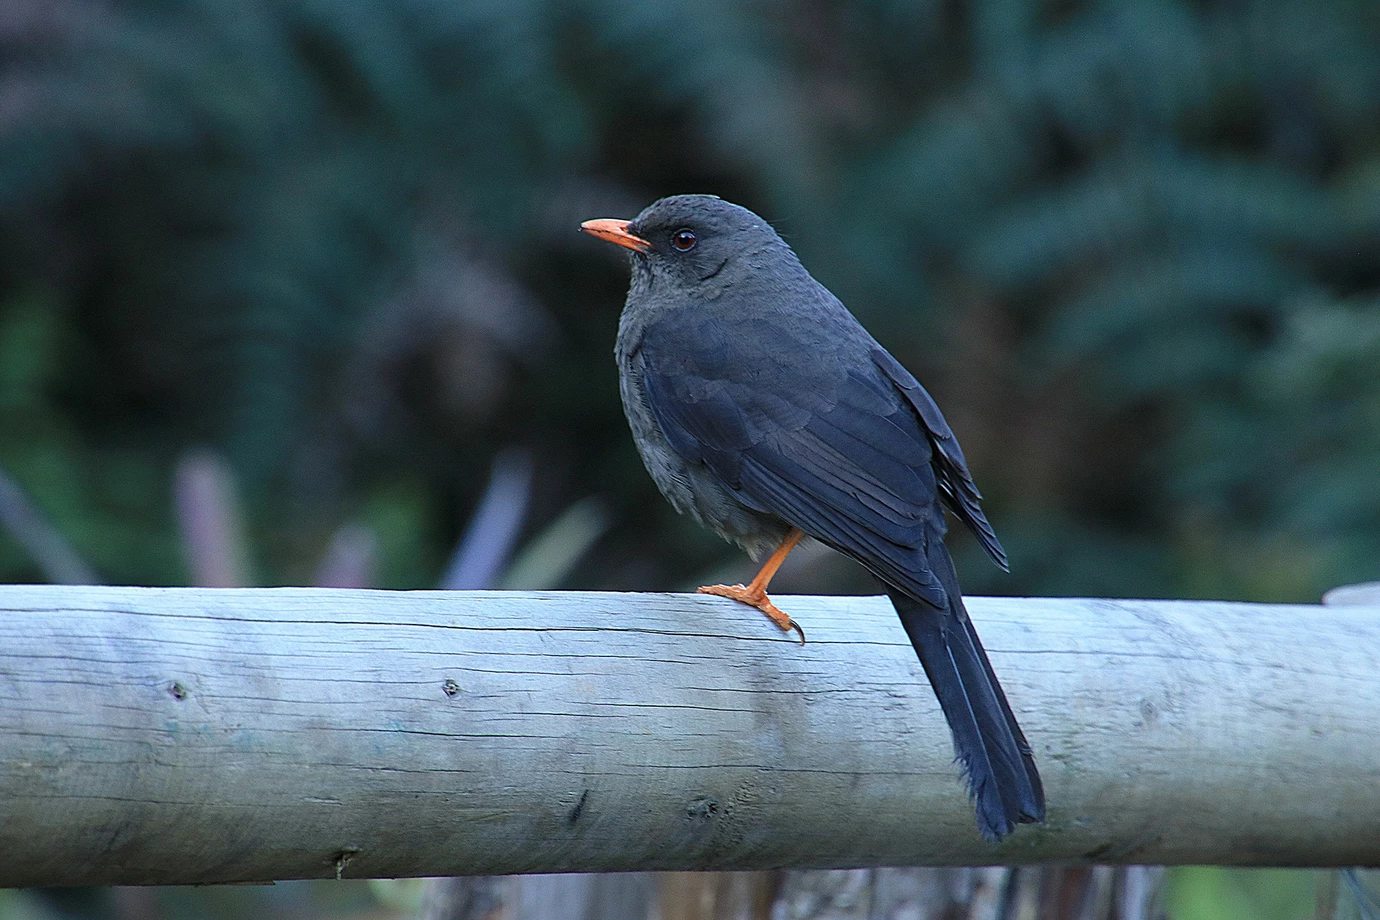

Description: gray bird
[582,194,1044,841]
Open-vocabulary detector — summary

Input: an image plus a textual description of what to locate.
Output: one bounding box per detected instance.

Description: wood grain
[0,585,1376,885]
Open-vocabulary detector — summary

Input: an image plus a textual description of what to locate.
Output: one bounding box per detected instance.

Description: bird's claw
[697,583,806,645]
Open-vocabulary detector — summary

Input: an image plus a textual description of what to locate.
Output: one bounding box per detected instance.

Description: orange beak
[580,218,651,254]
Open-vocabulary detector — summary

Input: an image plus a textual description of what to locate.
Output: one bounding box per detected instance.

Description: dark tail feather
[886,543,1044,841]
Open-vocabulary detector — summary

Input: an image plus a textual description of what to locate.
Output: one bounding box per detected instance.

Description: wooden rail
[1,585,1377,886]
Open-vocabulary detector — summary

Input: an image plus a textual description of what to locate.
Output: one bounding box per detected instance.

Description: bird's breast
[615,332,790,560]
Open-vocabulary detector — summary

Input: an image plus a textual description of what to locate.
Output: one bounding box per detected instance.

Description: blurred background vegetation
[1,0,1378,917]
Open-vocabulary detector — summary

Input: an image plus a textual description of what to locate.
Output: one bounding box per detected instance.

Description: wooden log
[0,585,1377,886]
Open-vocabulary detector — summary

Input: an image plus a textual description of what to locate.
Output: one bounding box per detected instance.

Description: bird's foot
[697,583,806,644]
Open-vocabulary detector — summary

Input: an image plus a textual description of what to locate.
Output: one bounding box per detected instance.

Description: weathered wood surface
[0,585,1377,886]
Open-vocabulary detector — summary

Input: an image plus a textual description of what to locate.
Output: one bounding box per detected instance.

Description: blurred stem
[315,523,378,588]
[441,448,534,590]
[500,496,610,591]
[1315,871,1339,920]
[0,467,99,584]
[419,877,504,920]
[1117,867,1164,920]
[1343,870,1380,920]
[174,450,252,588]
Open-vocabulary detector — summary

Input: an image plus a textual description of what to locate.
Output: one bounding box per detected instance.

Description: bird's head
[581,195,794,296]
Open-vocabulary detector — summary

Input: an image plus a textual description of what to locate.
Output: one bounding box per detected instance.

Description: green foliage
[1,0,1378,602]
[0,288,180,584]
[1167,868,1320,920]
[0,6,1375,917]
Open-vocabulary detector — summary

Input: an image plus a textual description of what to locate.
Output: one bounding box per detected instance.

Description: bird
[581,194,1044,842]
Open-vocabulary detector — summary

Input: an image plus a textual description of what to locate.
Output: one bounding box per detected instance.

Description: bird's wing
[869,347,1008,571]
[638,319,1000,607]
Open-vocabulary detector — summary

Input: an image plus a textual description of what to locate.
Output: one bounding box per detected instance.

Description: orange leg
[698,528,806,644]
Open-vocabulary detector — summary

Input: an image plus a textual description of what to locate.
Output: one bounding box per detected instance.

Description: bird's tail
[885,543,1044,841]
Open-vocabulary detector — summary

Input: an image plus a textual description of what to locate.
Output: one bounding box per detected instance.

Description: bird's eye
[671,228,697,252]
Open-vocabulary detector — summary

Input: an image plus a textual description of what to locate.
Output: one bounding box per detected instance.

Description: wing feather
[869,347,1009,570]
[639,320,997,608]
